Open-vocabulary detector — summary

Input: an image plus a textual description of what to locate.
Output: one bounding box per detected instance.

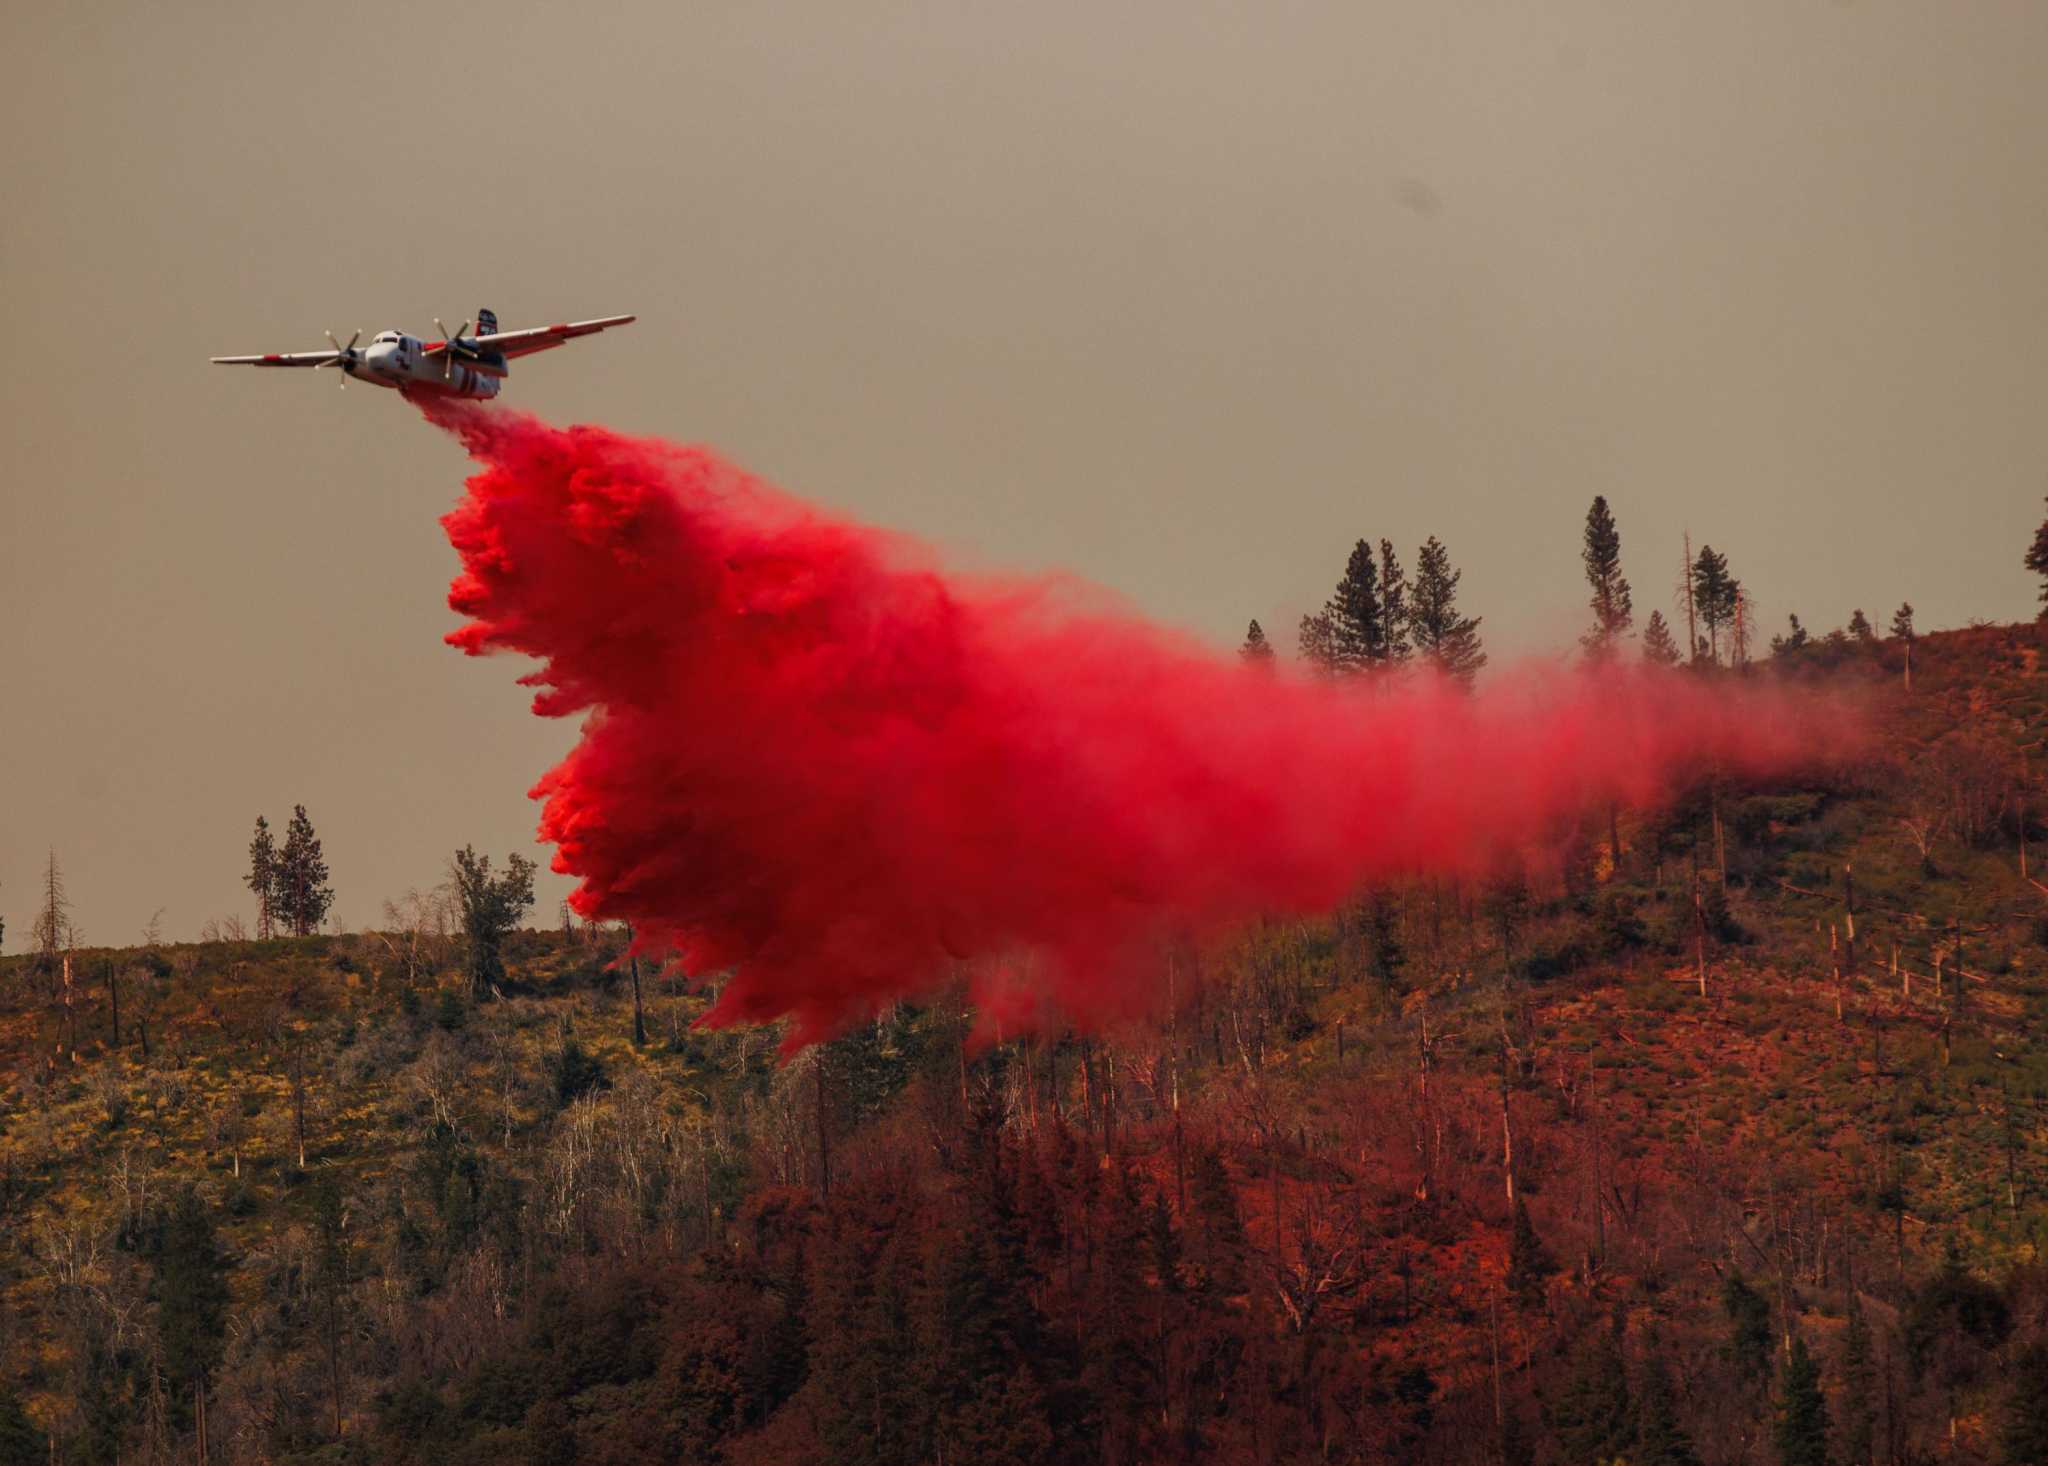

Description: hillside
[3,624,2047,1465]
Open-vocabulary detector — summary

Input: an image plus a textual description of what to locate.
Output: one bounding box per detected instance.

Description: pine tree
[1504,1198,1556,1310]
[1772,614,1811,658]
[2026,496,2048,620]
[1773,1336,1830,1466]
[452,847,538,1000]
[1691,545,1740,662]
[1240,619,1275,666]
[274,805,335,937]
[247,815,278,939]
[1187,1148,1247,1302]
[152,1187,229,1445]
[1298,611,1338,676]
[1379,539,1412,662]
[1848,608,1875,643]
[1890,602,1915,640]
[1581,495,1634,660]
[1723,1271,1773,1387]
[1324,539,1386,672]
[2001,1339,2048,1466]
[1634,1331,1702,1466]
[1642,610,1682,666]
[1410,536,1486,687]
[1840,1297,1877,1466]
[1546,1313,1633,1463]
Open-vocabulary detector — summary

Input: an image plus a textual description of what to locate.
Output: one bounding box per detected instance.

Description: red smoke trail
[430,404,1844,1048]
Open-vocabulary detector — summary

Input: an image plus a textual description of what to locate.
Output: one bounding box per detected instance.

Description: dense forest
[5,513,2048,1463]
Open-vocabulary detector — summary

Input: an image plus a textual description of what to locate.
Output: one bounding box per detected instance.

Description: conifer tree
[1297,611,1338,675]
[2001,1339,2048,1466]
[1581,495,1634,659]
[1634,1331,1702,1466]
[1773,1336,1830,1466]
[1504,1198,1556,1310]
[274,805,335,937]
[2026,495,2048,620]
[1642,610,1682,666]
[1723,1271,1773,1387]
[1379,538,1412,662]
[1546,1313,1632,1463]
[1839,1297,1877,1466]
[1690,545,1740,662]
[1409,536,1486,687]
[1772,614,1811,658]
[1240,619,1275,666]
[1891,602,1917,691]
[1848,608,1875,643]
[152,1187,229,1448]
[247,815,278,939]
[1324,539,1386,672]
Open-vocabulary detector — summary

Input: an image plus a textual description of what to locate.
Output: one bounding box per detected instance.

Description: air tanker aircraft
[211,309,634,400]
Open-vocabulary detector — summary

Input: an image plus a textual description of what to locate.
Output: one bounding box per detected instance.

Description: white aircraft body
[211,308,634,400]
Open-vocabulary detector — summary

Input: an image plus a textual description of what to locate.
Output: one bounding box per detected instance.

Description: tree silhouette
[1690,545,1739,662]
[2026,495,2048,619]
[1581,495,1634,659]
[1297,611,1338,675]
[1379,538,1412,662]
[1773,1336,1829,1466]
[1409,536,1486,687]
[1240,619,1275,666]
[274,805,335,937]
[452,846,538,1000]
[1324,539,1387,673]
[1642,610,1682,666]
[247,815,278,939]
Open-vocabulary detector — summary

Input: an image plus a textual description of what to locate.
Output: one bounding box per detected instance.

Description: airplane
[210,308,634,400]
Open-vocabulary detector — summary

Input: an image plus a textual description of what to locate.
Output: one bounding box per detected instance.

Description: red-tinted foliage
[429,404,1848,1047]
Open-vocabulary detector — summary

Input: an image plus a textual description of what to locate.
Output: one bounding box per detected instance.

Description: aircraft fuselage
[350,331,503,399]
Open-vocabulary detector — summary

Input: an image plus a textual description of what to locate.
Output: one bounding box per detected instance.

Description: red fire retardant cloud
[429,404,1844,1049]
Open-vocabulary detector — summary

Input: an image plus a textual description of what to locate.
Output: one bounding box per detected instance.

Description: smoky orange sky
[2,1,2043,944]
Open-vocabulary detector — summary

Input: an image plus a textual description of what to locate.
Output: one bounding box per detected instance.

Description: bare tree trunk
[292,1037,308,1170]
[630,950,645,1047]
[1692,863,1708,999]
[1499,1038,1516,1209]
[1682,530,1698,663]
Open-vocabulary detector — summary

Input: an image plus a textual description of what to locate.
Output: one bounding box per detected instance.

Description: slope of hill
[2,624,2045,1465]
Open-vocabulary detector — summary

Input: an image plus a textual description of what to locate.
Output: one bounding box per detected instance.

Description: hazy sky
[4,1,2045,945]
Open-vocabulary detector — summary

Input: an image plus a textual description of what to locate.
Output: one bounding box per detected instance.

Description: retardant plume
[429,403,1847,1048]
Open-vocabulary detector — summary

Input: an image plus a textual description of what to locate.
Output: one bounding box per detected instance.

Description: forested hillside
[3,623,2047,1464]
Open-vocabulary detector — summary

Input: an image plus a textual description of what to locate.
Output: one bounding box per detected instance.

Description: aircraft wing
[432,314,636,361]
[210,349,345,367]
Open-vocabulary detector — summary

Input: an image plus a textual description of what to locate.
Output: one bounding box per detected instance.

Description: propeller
[317,330,362,387]
[433,318,476,361]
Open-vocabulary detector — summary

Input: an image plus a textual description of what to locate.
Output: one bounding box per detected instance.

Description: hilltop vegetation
[2,622,2047,1464]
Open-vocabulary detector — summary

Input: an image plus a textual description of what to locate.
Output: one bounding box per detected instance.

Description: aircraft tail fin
[477,308,499,338]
